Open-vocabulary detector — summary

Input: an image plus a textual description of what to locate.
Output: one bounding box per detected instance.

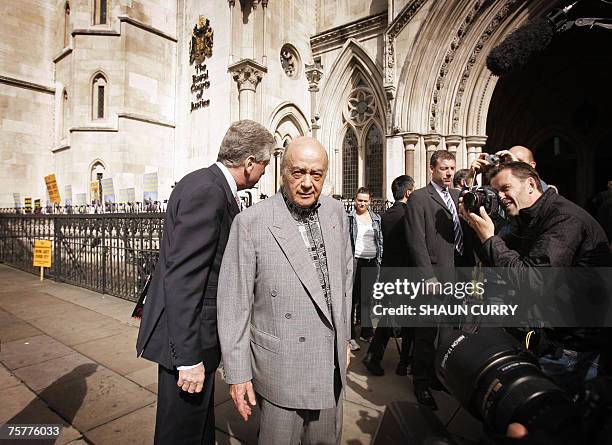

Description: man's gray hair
[217,120,275,167]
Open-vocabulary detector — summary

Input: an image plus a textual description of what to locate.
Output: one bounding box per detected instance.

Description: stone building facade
[1,0,610,207]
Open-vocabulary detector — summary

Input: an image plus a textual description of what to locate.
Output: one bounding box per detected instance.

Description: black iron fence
[0,198,390,302]
[341,199,392,214]
[0,212,164,302]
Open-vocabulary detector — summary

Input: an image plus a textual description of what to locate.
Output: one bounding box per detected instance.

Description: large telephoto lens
[435,328,579,435]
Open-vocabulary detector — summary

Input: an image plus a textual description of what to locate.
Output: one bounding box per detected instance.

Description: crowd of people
[135,119,611,445]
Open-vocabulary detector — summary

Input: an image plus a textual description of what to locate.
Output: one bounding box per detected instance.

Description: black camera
[484,153,502,166]
[460,186,502,217]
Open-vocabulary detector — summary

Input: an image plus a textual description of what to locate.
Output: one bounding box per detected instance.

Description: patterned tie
[442,188,464,255]
[234,194,242,211]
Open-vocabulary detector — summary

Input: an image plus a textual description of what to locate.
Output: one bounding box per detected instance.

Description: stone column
[402,133,419,179]
[386,134,405,200]
[445,135,463,169]
[228,0,235,64]
[305,61,323,138]
[228,59,267,120]
[466,135,487,166]
[423,134,441,183]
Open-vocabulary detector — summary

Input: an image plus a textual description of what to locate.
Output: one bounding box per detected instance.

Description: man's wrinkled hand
[177,363,205,393]
[230,381,256,421]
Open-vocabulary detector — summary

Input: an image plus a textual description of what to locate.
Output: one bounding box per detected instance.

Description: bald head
[281,137,328,208]
[281,137,328,174]
[509,146,536,168]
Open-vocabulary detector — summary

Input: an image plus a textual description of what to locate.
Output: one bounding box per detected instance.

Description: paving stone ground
[0,264,482,444]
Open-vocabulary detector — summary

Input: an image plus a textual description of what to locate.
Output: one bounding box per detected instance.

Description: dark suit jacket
[381,201,412,268]
[136,164,240,371]
[404,183,473,280]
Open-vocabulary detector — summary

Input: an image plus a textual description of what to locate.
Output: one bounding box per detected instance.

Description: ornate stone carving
[345,87,376,127]
[228,0,235,7]
[429,1,487,132]
[228,59,267,92]
[383,0,426,93]
[451,0,519,133]
[305,61,323,92]
[310,13,386,54]
[280,44,300,79]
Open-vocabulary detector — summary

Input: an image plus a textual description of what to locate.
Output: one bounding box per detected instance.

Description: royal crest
[189,16,214,65]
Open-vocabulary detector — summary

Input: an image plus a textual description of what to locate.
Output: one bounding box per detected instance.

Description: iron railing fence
[0,201,167,215]
[0,213,164,302]
[341,199,392,214]
[0,198,390,301]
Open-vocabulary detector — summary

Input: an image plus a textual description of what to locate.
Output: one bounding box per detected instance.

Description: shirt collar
[281,187,320,221]
[430,180,447,193]
[215,161,238,197]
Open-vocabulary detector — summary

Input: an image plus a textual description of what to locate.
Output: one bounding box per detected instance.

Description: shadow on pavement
[4,363,98,444]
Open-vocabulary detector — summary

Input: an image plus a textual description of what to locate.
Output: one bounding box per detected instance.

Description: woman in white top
[347,187,383,351]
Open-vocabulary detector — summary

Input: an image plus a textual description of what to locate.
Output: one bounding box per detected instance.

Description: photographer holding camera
[459,161,611,392]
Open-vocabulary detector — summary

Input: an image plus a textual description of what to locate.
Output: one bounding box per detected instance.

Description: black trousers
[351,257,377,339]
[154,365,216,445]
[412,327,437,391]
[368,326,413,364]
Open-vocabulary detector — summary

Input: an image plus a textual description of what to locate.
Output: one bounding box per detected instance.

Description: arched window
[94,0,107,25]
[63,2,70,47]
[92,74,107,119]
[342,128,358,197]
[62,90,69,137]
[365,125,383,197]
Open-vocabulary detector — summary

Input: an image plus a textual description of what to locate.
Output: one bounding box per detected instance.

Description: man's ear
[244,155,256,172]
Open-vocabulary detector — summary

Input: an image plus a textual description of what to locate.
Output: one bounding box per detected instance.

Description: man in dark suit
[363,175,415,376]
[405,150,473,410]
[136,120,275,445]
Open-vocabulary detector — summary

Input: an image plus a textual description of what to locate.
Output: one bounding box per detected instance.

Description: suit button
[271,289,277,297]
[285,313,292,319]
[299,337,306,342]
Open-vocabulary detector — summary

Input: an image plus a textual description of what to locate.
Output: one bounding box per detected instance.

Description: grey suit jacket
[217,192,353,410]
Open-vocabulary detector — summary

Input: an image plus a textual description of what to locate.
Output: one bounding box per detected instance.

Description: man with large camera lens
[461,161,611,391]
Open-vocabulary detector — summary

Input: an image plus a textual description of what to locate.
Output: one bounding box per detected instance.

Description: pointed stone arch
[318,38,386,196]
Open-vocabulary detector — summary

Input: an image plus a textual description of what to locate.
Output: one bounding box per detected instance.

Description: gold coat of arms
[190,16,214,65]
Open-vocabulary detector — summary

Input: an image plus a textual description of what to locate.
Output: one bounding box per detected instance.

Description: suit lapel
[317,198,341,325]
[427,183,451,215]
[209,163,240,217]
[268,193,333,325]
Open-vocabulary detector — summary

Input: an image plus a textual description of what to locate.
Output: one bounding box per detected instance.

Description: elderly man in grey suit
[217,137,353,445]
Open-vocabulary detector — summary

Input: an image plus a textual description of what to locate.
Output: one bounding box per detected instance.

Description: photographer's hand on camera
[458,200,495,243]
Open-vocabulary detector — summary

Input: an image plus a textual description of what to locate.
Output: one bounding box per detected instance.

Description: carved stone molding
[228,58,267,92]
[310,12,387,54]
[451,0,519,133]
[423,133,442,149]
[384,0,427,90]
[305,62,323,92]
[402,132,420,147]
[429,0,488,132]
[228,0,235,7]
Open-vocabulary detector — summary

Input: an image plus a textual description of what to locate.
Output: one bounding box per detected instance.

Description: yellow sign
[44,174,61,204]
[25,197,32,214]
[90,181,100,203]
[33,240,52,268]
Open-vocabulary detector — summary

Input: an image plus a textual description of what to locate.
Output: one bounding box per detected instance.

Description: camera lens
[462,191,480,213]
[435,328,578,434]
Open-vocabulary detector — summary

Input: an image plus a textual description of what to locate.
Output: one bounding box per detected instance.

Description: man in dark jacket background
[363,175,415,377]
[136,120,274,445]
